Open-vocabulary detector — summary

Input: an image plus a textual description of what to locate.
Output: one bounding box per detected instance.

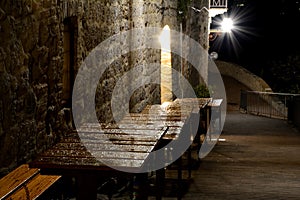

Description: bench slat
[0,164,39,199]
[9,174,61,200]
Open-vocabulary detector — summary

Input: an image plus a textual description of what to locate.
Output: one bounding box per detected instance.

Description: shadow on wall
[221,75,250,111]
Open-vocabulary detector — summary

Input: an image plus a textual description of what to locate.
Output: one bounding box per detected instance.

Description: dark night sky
[209,0,300,73]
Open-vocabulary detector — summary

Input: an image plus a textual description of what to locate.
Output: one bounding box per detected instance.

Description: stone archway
[215,60,272,111]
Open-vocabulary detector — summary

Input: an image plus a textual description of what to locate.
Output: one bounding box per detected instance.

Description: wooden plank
[0,164,39,199]
[55,130,162,143]
[32,156,146,169]
[142,104,187,112]
[80,142,154,153]
[124,113,189,118]
[63,137,156,146]
[174,98,212,108]
[77,127,166,136]
[66,128,170,143]
[44,142,153,154]
[9,174,61,200]
[142,106,194,115]
[43,150,148,160]
[78,132,161,142]
[121,116,186,122]
[95,120,185,127]
[82,123,166,130]
[31,157,101,169]
[118,119,187,126]
[162,126,182,140]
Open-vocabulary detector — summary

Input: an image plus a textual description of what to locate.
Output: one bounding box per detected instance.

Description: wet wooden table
[29,98,212,200]
[140,98,212,142]
[122,98,212,199]
[30,125,168,200]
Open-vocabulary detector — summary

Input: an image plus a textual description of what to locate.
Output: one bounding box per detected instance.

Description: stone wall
[0,0,209,175]
[0,0,65,175]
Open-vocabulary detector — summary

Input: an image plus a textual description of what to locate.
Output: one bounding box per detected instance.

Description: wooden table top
[30,126,168,173]
[173,98,212,109]
[30,98,213,174]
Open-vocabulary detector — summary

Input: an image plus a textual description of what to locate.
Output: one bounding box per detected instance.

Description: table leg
[206,106,211,141]
[76,174,98,200]
[133,173,148,200]
[177,156,182,200]
[156,168,165,200]
[187,146,192,179]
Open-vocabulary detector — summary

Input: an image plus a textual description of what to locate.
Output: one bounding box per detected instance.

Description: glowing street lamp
[209,17,234,59]
[209,17,234,42]
[210,17,234,33]
[220,18,234,32]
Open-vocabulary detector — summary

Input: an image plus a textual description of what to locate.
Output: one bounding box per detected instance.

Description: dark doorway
[62,16,77,108]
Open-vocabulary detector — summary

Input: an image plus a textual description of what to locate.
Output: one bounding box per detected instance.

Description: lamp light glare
[221,18,234,32]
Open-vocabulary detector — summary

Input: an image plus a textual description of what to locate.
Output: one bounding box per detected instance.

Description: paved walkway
[181,111,300,200]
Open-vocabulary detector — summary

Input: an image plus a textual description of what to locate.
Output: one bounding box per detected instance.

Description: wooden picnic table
[29,98,213,200]
[141,98,212,141]
[30,125,168,199]
[124,98,212,198]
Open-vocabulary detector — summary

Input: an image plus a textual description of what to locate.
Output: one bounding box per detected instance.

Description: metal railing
[210,0,227,8]
[240,90,300,120]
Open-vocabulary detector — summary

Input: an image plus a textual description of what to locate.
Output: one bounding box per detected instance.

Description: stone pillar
[185,0,210,86]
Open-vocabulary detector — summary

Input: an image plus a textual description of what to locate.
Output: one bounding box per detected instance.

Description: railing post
[269,94,272,118]
[240,90,247,112]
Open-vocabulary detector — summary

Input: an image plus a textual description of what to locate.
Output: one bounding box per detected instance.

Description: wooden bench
[0,164,61,200]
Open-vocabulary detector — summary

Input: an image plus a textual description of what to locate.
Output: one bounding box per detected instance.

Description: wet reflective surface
[30,98,211,171]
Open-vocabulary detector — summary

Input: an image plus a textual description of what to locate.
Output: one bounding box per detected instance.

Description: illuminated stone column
[160,25,173,103]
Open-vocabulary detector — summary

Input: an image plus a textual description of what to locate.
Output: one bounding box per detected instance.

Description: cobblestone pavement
[181,111,300,200]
